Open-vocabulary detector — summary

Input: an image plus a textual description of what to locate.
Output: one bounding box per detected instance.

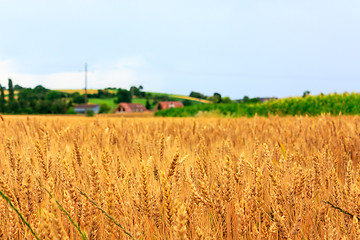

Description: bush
[99,103,111,113]
[87,110,95,117]
[222,97,232,104]
[67,107,76,114]
[182,100,193,106]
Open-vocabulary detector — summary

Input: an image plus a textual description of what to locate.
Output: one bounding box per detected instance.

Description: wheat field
[0,115,360,239]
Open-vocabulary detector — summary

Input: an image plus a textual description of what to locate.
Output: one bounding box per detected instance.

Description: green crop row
[155,93,360,117]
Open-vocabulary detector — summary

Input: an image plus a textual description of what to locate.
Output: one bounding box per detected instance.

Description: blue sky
[0,0,359,99]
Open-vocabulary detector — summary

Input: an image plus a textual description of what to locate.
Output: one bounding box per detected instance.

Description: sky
[0,0,359,99]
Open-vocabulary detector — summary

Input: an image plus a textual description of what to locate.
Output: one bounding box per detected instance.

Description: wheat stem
[323,200,355,218]
[78,188,135,239]
[0,189,40,240]
[36,178,88,240]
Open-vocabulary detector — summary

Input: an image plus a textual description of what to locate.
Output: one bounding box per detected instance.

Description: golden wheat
[0,115,359,239]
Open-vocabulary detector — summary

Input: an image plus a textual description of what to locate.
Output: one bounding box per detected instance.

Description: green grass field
[132,98,154,108]
[88,97,155,110]
[88,98,117,110]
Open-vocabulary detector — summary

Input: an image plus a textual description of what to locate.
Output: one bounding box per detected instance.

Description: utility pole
[131,87,134,103]
[85,63,88,117]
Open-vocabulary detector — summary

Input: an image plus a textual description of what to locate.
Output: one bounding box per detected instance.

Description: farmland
[156,93,360,117]
[54,89,205,112]
[88,98,156,111]
[0,115,360,239]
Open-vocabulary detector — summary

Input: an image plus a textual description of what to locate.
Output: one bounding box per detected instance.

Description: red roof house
[114,103,147,113]
[155,101,184,111]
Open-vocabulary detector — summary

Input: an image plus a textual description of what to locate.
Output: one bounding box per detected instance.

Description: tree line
[0,80,162,114]
[0,79,69,114]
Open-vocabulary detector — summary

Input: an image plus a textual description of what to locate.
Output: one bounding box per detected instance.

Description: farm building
[114,103,147,113]
[155,101,184,110]
[73,104,100,114]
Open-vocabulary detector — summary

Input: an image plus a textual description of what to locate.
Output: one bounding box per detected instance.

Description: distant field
[147,92,169,97]
[141,92,208,104]
[88,98,117,110]
[56,89,101,94]
[171,95,211,103]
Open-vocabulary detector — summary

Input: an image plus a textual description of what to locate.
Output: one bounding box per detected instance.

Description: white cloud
[0,58,142,89]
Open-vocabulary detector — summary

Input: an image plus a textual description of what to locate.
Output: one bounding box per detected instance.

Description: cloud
[0,58,143,89]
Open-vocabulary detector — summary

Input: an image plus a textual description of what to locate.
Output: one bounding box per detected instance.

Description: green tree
[0,84,5,113]
[222,97,232,103]
[303,91,310,98]
[7,79,19,113]
[190,91,206,99]
[130,86,140,98]
[45,91,64,101]
[114,88,132,103]
[34,100,52,114]
[213,92,222,104]
[33,85,49,94]
[72,93,86,104]
[94,89,115,98]
[145,98,151,110]
[243,96,250,103]
[50,99,67,114]
[18,88,41,112]
[14,84,23,91]
[139,85,146,97]
[152,100,158,107]
[8,79,14,101]
[67,99,74,108]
